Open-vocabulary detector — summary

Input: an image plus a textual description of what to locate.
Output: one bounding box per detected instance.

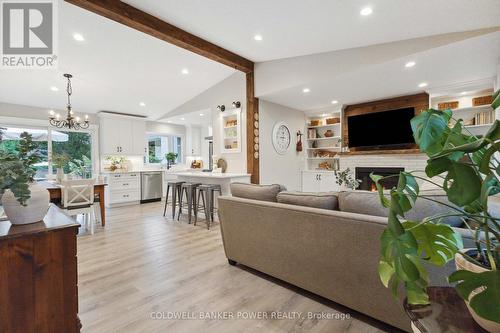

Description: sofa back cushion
[230,182,286,202]
[338,190,463,227]
[277,191,339,210]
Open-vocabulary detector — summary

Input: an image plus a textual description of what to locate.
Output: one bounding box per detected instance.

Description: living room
[1,1,500,333]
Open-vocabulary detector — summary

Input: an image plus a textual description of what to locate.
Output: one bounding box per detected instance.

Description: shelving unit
[221,108,241,153]
[304,111,342,172]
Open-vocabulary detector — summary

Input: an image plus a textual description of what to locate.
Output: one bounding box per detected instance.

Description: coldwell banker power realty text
[1,0,58,69]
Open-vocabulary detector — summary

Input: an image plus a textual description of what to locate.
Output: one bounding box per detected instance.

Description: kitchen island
[169,171,251,195]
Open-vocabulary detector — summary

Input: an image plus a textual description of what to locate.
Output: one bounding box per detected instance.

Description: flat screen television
[347,107,415,149]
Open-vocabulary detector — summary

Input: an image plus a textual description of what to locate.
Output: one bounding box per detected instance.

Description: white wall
[0,102,99,124]
[259,100,305,190]
[166,72,247,173]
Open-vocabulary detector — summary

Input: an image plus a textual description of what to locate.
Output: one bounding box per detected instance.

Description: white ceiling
[124,0,500,62]
[256,30,500,111]
[162,108,213,127]
[0,0,235,120]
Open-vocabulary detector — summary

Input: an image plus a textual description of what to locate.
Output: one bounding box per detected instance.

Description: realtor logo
[1,0,58,68]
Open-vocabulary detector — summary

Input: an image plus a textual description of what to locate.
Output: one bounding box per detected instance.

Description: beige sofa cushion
[230,183,286,202]
[338,190,463,227]
[277,191,339,210]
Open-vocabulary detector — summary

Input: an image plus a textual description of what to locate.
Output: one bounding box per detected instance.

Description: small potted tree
[371,91,500,331]
[165,152,178,169]
[0,132,50,224]
[53,153,69,183]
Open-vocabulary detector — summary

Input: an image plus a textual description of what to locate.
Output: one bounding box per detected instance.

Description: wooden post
[246,72,259,184]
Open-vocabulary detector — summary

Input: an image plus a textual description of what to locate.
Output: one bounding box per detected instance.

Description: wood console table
[40,181,107,227]
[0,205,81,332]
[404,287,487,333]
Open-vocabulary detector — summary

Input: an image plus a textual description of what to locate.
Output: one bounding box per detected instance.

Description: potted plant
[334,167,361,190]
[105,156,125,172]
[0,132,50,225]
[370,92,500,331]
[53,153,69,183]
[165,152,178,169]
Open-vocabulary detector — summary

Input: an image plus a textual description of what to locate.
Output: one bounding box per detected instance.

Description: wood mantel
[340,148,423,156]
[343,93,429,154]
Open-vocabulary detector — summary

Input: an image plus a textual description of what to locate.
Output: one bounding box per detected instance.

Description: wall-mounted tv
[347,107,415,149]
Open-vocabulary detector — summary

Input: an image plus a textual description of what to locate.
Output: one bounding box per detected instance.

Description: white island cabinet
[169,172,251,195]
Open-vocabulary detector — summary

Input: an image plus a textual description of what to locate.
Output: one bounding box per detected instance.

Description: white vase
[56,168,64,183]
[455,250,500,333]
[1,182,50,225]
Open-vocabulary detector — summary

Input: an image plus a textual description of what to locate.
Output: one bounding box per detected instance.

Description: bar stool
[194,184,222,229]
[163,180,185,219]
[177,182,201,223]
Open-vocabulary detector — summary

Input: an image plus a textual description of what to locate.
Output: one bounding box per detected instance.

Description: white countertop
[170,171,251,179]
[100,168,188,174]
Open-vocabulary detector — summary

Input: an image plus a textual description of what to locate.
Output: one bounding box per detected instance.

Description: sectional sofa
[218,183,474,332]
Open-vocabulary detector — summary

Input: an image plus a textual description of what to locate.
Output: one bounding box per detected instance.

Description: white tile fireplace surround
[339,153,429,184]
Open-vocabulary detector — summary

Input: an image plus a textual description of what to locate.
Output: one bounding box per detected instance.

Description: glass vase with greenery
[165,152,178,169]
[370,91,500,327]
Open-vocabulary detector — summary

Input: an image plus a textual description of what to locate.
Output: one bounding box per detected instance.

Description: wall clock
[272,121,291,155]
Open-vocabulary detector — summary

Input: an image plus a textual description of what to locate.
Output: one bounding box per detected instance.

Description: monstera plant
[371,90,500,329]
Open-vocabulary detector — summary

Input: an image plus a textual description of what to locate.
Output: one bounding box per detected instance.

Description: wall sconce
[217,105,226,112]
[232,101,241,108]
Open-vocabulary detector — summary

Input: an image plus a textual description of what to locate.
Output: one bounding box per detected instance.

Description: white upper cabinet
[99,113,146,156]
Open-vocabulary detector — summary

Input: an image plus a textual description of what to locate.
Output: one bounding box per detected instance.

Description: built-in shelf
[306,157,338,160]
[306,136,341,141]
[306,147,341,150]
[224,125,237,129]
[224,136,238,140]
[307,123,341,129]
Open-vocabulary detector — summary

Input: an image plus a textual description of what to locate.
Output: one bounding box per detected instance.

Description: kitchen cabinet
[301,171,340,192]
[104,172,141,207]
[99,113,146,156]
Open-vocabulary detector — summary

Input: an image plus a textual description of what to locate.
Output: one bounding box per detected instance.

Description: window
[146,134,182,164]
[0,123,96,179]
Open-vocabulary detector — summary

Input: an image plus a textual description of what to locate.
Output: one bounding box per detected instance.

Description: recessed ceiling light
[73,33,85,42]
[139,102,146,107]
[360,7,373,16]
[180,117,185,121]
[50,86,59,91]
[199,113,204,116]
[254,34,263,41]
[418,82,428,88]
[181,68,189,75]
[302,88,311,93]
[331,100,338,104]
[167,120,172,123]
[405,61,416,68]
[321,113,328,117]
[460,91,468,95]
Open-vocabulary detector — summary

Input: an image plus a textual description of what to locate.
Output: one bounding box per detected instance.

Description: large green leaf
[443,121,469,161]
[411,109,451,156]
[443,161,482,206]
[479,142,500,175]
[378,261,395,288]
[403,221,463,266]
[370,173,390,208]
[492,90,500,110]
[425,157,451,177]
[485,120,500,141]
[449,270,500,324]
[430,138,488,160]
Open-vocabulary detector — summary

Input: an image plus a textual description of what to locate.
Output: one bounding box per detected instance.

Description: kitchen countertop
[169,171,251,179]
[100,168,188,174]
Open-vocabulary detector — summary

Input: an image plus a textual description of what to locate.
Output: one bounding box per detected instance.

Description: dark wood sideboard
[0,205,81,333]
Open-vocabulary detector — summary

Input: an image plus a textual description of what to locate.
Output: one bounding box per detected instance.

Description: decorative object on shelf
[217,105,226,112]
[324,129,334,137]
[296,131,303,152]
[222,108,241,153]
[307,128,317,139]
[310,119,321,126]
[318,161,332,170]
[53,153,69,183]
[473,110,495,125]
[472,95,493,107]
[165,152,178,169]
[0,132,49,225]
[225,119,238,127]
[316,150,336,158]
[326,117,340,125]
[370,94,500,332]
[48,73,89,130]
[272,121,291,155]
[437,101,459,110]
[334,167,360,190]
[332,156,340,171]
[231,101,241,108]
[311,140,318,148]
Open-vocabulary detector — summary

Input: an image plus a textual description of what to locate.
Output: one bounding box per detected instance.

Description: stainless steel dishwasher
[140,171,163,203]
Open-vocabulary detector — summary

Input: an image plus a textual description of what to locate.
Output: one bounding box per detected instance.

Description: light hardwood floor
[77,202,399,333]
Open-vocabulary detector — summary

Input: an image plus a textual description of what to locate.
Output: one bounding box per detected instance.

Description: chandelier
[49,73,89,130]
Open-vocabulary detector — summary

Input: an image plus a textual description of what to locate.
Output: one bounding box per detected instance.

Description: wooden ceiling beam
[64,0,254,73]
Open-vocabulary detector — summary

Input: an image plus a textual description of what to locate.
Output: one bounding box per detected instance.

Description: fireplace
[355,167,404,191]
